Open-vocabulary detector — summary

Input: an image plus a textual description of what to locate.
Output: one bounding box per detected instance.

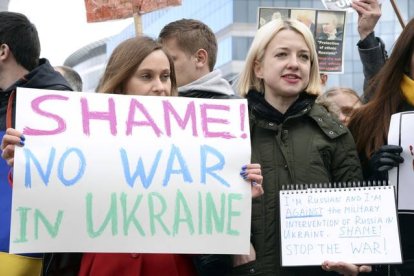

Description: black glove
[369,145,404,172]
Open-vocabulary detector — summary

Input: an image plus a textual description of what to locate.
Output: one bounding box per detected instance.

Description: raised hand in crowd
[352,0,386,100]
[352,0,382,40]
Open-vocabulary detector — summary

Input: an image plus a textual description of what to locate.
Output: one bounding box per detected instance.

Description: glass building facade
[0,0,9,11]
[65,40,108,92]
[66,0,414,94]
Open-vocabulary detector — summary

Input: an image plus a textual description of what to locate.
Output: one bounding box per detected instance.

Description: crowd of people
[0,0,413,275]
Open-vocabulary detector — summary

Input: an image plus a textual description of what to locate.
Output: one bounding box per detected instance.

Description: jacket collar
[309,103,348,139]
[248,90,348,139]
[247,90,315,124]
[3,58,71,94]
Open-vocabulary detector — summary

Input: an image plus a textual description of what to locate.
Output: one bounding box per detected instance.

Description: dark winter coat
[231,91,363,276]
[0,59,72,271]
[357,32,388,102]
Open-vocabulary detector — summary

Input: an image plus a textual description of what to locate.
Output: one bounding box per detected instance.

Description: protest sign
[321,0,355,12]
[258,7,346,73]
[321,0,383,13]
[388,111,414,213]
[10,88,252,254]
[280,185,402,266]
[84,0,182,22]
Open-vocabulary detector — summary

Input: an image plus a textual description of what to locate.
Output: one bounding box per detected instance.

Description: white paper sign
[10,88,252,254]
[280,186,402,266]
[321,0,382,12]
[388,112,414,213]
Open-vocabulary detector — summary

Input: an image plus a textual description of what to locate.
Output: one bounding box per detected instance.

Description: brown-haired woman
[1,35,264,276]
[349,18,414,276]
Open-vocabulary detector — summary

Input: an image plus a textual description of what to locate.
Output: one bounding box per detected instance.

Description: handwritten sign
[84,0,182,23]
[257,7,346,73]
[388,111,414,213]
[10,88,252,254]
[280,186,402,266]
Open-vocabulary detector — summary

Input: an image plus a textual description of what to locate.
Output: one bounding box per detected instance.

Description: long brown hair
[97,36,177,96]
[348,18,414,158]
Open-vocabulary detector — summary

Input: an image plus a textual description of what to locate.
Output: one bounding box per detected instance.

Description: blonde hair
[316,87,362,120]
[237,18,321,98]
[317,87,361,103]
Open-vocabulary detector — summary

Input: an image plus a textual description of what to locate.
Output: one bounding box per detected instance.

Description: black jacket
[357,32,388,102]
[0,58,76,275]
[0,58,72,130]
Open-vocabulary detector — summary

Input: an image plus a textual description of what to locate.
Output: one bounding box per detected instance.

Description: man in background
[54,65,83,91]
[0,11,72,276]
[159,18,237,100]
[159,18,238,276]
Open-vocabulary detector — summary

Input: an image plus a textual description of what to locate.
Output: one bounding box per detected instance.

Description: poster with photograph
[257,7,346,74]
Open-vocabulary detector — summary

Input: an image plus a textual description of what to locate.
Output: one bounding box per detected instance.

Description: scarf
[401,74,414,106]
[246,90,316,124]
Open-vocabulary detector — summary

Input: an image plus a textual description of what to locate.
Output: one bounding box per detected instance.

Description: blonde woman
[234,19,370,275]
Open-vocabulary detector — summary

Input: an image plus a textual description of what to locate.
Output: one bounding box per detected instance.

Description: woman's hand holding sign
[1,128,24,167]
[240,163,264,198]
[322,260,372,275]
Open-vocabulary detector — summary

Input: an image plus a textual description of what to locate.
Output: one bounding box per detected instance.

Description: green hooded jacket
[231,91,363,276]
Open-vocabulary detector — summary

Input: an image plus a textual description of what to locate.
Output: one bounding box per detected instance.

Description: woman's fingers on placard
[5,128,23,137]
[251,181,264,198]
[1,144,16,167]
[1,129,25,151]
[322,260,372,276]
